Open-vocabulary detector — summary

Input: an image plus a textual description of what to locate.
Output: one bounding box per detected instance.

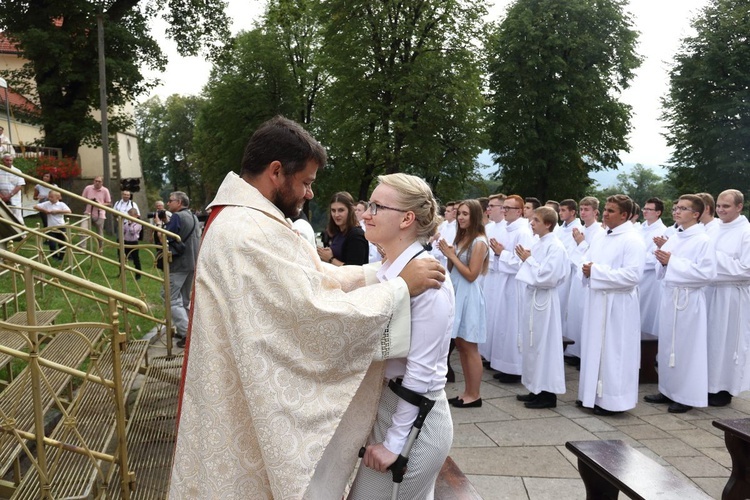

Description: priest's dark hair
[241,116,327,177]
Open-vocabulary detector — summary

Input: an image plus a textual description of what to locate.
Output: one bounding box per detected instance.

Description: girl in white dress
[438,199,488,408]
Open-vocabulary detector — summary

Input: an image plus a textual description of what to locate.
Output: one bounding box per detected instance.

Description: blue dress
[451,236,488,343]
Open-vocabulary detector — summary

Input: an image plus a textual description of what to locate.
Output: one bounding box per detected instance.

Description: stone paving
[446,355,741,499]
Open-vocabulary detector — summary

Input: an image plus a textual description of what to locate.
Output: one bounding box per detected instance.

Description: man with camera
[163,191,200,348]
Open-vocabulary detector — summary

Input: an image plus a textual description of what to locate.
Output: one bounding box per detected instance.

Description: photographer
[163,192,200,348]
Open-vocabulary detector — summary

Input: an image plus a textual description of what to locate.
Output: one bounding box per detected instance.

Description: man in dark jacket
[164,191,201,348]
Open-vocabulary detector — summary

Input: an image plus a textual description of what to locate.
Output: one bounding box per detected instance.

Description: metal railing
[0,162,183,356]
[0,249,147,499]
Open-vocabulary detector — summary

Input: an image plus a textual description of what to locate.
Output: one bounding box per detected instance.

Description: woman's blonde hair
[376,173,439,245]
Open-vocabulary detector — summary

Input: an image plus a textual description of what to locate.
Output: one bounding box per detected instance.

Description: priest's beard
[273,179,303,218]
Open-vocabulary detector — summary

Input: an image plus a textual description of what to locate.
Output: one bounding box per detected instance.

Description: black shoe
[493,372,522,383]
[482,358,491,369]
[452,398,482,408]
[525,392,556,409]
[644,393,672,404]
[668,402,692,413]
[176,338,186,348]
[593,405,622,416]
[448,396,463,405]
[575,399,583,407]
[516,392,537,402]
[563,356,581,368]
[708,391,733,407]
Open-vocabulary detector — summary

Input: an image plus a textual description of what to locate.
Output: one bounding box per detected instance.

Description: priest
[168,116,444,499]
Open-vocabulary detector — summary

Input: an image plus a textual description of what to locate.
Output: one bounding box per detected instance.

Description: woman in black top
[317,192,369,265]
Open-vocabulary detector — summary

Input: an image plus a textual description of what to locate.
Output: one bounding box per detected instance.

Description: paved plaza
[446,355,740,499]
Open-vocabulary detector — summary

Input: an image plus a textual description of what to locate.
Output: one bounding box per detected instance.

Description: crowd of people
[426,190,749,419]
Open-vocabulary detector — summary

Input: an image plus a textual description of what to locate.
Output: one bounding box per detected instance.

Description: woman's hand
[317,246,333,263]
[437,239,455,260]
[362,443,398,473]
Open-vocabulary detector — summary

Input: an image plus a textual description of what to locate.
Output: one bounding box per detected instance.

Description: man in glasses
[645,194,716,414]
[639,197,667,338]
[480,193,507,364]
[487,194,534,383]
[169,116,445,499]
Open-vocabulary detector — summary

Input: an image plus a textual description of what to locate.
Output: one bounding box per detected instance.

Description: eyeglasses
[487,204,503,209]
[641,208,655,212]
[673,206,696,213]
[368,202,407,216]
[501,206,521,212]
[168,199,177,203]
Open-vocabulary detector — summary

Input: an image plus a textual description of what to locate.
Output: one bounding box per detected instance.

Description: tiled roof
[0,33,19,54]
[0,87,40,116]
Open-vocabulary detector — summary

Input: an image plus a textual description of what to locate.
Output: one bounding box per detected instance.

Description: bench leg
[722,433,750,500]
[578,459,620,500]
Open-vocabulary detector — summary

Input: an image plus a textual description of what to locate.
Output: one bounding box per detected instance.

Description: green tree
[662,0,750,195]
[612,164,676,205]
[486,0,641,202]
[315,0,488,203]
[136,94,205,205]
[192,27,302,199]
[0,0,228,157]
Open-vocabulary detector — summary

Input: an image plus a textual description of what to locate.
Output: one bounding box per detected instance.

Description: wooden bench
[565,440,711,499]
[435,456,482,499]
[0,326,106,480]
[713,418,750,500]
[11,339,150,499]
[640,333,658,384]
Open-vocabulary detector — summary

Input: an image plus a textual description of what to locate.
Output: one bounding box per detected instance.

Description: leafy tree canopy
[487,0,641,202]
[315,0,488,203]
[0,0,229,157]
[662,0,750,196]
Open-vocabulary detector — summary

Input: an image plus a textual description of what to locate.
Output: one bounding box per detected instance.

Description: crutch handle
[359,446,409,483]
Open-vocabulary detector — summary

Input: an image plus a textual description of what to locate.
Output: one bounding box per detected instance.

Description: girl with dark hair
[438,199,489,408]
[317,191,369,266]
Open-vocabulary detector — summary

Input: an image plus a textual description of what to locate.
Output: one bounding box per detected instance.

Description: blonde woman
[351,173,454,499]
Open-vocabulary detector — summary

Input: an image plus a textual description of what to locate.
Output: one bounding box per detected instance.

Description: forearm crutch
[359,379,436,500]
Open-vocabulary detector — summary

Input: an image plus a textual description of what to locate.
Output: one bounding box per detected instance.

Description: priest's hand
[515,245,531,262]
[362,443,398,473]
[582,262,593,278]
[401,258,445,296]
[653,235,668,249]
[655,249,671,266]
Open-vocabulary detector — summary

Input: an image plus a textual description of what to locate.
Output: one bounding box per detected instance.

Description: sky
[142,0,711,181]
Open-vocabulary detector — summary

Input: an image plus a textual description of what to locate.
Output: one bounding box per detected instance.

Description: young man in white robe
[169,116,445,499]
[515,207,568,408]
[565,197,605,366]
[645,194,716,413]
[706,189,750,407]
[556,199,582,339]
[639,197,667,337]
[488,194,534,383]
[430,202,457,268]
[578,195,645,416]
[480,194,507,363]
